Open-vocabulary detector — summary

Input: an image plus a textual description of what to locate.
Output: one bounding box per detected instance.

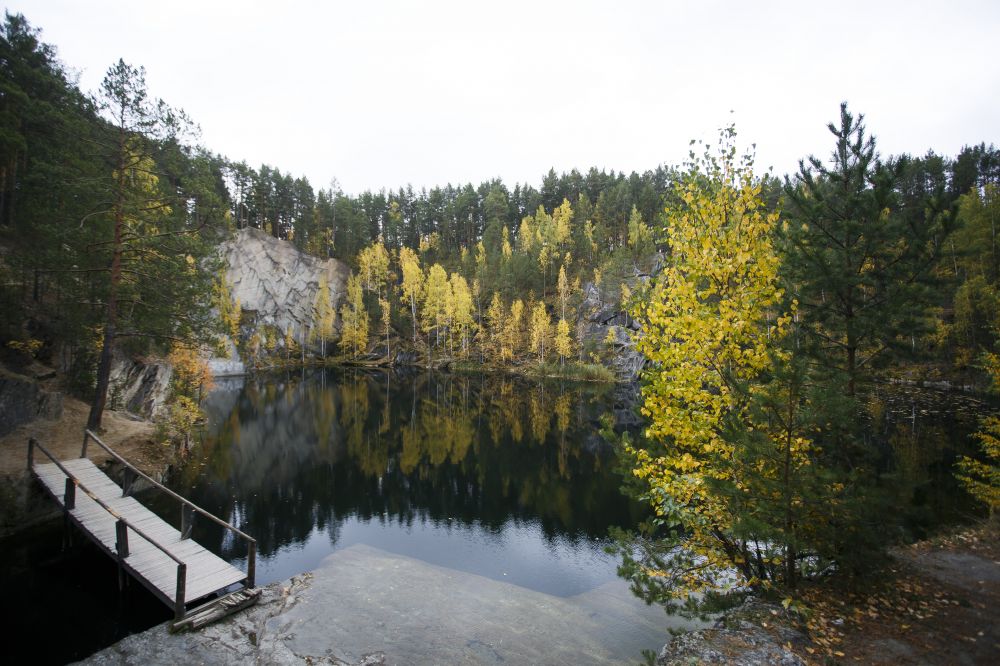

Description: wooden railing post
[247,541,256,588]
[81,431,89,458]
[27,438,35,472]
[116,519,130,592]
[64,478,76,510]
[175,563,187,621]
[181,504,194,540]
[115,519,130,558]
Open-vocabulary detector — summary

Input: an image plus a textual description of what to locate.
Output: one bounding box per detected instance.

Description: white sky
[8,0,999,195]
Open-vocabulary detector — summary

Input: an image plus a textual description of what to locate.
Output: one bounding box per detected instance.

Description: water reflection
[862,383,992,537]
[166,370,645,596]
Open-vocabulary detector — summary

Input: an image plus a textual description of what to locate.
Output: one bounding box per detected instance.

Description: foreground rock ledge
[656,600,805,666]
[79,544,694,665]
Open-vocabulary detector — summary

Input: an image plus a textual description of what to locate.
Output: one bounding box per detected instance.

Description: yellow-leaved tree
[529,301,551,362]
[212,269,240,347]
[338,274,368,357]
[399,246,424,342]
[312,275,336,357]
[620,127,813,609]
[554,318,573,367]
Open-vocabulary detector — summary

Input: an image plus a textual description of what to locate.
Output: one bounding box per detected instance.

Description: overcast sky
[8,0,999,194]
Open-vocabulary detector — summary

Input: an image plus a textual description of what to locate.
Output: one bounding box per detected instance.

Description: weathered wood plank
[31,458,247,607]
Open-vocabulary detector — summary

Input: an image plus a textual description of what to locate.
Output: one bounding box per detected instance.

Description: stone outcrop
[107,353,172,420]
[219,228,351,347]
[657,600,806,666]
[576,281,647,381]
[0,368,63,436]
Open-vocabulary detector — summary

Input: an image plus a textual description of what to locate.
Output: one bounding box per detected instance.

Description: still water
[1,370,992,663]
[170,369,646,594]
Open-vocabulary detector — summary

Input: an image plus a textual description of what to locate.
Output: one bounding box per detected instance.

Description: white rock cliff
[219,227,351,346]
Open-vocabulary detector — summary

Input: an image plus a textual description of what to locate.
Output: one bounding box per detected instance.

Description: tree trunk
[88,158,126,429]
[88,126,128,431]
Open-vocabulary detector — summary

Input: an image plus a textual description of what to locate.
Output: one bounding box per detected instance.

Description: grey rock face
[0,368,63,435]
[219,228,351,345]
[107,354,172,420]
[576,282,647,381]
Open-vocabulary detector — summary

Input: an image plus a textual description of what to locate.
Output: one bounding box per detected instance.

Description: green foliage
[625,126,800,603]
[780,103,950,394]
[957,351,1000,512]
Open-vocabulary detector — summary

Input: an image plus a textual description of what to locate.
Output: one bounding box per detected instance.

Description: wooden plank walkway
[29,431,258,628]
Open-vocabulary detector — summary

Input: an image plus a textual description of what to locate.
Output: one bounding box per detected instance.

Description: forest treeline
[4,12,1000,642]
[2,11,1000,416]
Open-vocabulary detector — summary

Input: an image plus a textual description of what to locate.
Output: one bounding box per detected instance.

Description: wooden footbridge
[29,430,259,631]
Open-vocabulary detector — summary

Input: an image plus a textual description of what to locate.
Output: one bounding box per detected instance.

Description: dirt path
[796,524,999,665]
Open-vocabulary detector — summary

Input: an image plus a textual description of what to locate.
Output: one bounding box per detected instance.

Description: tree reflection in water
[162,374,984,595]
[165,369,646,594]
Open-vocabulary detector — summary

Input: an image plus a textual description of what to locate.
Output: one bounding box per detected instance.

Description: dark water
[0,372,992,664]
[164,369,646,595]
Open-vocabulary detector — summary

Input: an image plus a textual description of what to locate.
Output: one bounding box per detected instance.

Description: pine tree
[87,60,218,430]
[781,103,949,395]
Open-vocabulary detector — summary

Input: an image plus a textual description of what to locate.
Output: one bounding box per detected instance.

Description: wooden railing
[80,429,257,590]
[29,437,190,619]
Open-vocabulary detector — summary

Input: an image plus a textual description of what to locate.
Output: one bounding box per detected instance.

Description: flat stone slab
[80,544,702,665]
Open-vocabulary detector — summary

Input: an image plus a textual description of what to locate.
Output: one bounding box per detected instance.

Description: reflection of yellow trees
[490,379,524,444]
[555,394,572,478]
[554,394,571,435]
[310,385,337,459]
[340,379,389,477]
[529,390,550,443]
[400,397,476,469]
[400,424,422,474]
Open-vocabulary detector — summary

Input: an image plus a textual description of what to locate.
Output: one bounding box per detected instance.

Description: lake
[1,370,991,663]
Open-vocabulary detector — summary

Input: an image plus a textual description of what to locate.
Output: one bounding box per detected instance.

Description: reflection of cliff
[174,371,645,560]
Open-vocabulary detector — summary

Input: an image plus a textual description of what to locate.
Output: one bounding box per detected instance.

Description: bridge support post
[247,541,256,588]
[116,519,130,592]
[175,563,187,621]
